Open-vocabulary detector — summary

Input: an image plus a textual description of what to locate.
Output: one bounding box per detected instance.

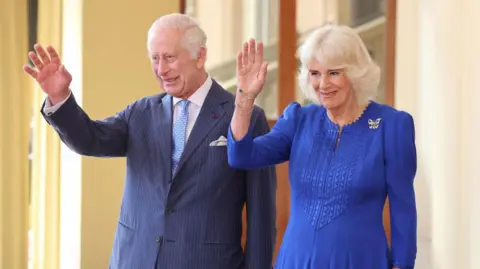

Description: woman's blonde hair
[297,23,380,106]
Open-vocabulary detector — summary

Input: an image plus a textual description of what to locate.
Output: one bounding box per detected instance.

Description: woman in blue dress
[228,24,417,269]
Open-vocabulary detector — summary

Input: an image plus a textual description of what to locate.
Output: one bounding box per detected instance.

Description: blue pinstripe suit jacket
[41,81,277,269]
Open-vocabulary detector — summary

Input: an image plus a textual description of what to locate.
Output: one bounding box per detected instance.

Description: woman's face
[308,59,354,109]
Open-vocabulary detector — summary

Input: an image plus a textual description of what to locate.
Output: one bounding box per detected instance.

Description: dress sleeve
[385,111,418,269]
[227,102,301,170]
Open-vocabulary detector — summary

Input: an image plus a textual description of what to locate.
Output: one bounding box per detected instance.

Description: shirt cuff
[43,91,72,116]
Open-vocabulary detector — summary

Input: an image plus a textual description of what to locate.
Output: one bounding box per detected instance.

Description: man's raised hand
[23,44,72,104]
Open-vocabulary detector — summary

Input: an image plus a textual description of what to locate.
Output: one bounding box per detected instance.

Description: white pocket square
[209,135,228,147]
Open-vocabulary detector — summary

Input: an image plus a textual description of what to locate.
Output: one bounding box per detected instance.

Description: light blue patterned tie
[172,100,190,175]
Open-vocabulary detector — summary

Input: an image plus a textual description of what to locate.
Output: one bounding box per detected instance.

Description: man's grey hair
[297,23,380,106]
[147,13,207,58]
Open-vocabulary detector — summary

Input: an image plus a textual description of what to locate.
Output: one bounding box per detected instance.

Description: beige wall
[59,1,180,268]
[0,0,30,268]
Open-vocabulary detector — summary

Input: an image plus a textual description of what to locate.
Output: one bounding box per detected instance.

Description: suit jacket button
[166,207,173,215]
[156,236,163,244]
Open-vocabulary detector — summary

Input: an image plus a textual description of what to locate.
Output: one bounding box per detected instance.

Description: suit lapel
[173,82,230,178]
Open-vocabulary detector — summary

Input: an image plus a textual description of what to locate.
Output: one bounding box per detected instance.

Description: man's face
[148,28,206,98]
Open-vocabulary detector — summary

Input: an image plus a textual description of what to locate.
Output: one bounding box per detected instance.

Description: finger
[46,45,61,65]
[23,64,38,79]
[258,62,269,81]
[34,44,51,65]
[28,51,44,70]
[236,51,243,74]
[242,42,248,67]
[248,38,256,64]
[256,42,264,65]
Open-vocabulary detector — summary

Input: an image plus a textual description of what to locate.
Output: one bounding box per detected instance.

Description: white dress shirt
[43,76,213,142]
[171,76,212,140]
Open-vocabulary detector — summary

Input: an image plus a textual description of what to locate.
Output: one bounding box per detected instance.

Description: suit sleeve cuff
[43,91,72,116]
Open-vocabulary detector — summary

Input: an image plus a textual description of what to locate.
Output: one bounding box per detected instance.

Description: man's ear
[196,47,207,69]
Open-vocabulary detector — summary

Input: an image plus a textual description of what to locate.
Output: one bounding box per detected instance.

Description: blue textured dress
[227,101,417,269]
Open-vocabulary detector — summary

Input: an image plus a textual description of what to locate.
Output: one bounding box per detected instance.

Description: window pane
[350,0,385,27]
[296,0,388,105]
[190,0,279,119]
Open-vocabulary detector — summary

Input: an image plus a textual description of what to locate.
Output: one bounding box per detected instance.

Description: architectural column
[396,0,480,268]
[394,0,426,266]
[278,0,297,111]
[271,0,297,261]
[58,1,180,268]
[462,0,480,267]
[418,0,462,267]
[0,0,30,268]
[30,1,63,269]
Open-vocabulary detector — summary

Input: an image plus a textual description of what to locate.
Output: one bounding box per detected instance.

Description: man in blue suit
[23,13,277,269]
